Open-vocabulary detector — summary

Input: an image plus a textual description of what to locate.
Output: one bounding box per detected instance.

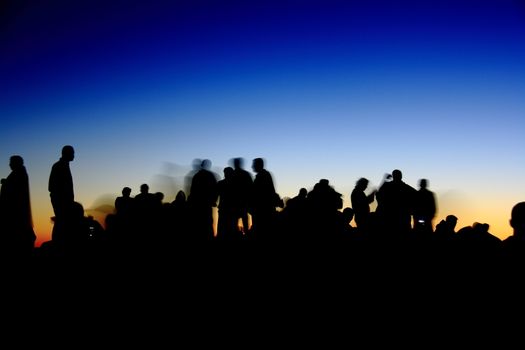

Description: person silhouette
[502,202,525,258]
[413,179,437,234]
[509,202,525,238]
[188,159,218,240]
[217,166,240,240]
[115,187,134,217]
[351,178,376,233]
[376,169,417,235]
[232,157,253,235]
[0,155,36,255]
[435,214,458,241]
[250,158,278,240]
[112,186,135,241]
[49,145,75,221]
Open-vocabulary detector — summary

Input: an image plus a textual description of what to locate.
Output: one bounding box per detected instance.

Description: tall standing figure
[0,155,36,255]
[188,159,218,241]
[250,158,278,240]
[49,145,75,235]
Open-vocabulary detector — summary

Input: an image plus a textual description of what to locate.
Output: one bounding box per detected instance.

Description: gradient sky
[1,0,524,245]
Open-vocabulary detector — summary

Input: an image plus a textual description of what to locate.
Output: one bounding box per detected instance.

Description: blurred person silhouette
[188,159,218,240]
[0,155,36,256]
[184,158,202,197]
[413,179,437,234]
[217,166,241,240]
[250,158,279,240]
[232,157,253,234]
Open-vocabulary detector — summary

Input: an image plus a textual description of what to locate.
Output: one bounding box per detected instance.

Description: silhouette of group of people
[1,145,525,263]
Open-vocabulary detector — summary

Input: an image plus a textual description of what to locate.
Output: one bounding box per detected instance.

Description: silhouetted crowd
[1,146,525,267]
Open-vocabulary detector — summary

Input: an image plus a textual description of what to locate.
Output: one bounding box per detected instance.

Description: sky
[1,0,524,245]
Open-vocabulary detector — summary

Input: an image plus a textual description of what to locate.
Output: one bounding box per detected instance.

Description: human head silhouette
[175,190,186,202]
[61,145,75,162]
[342,207,355,223]
[122,187,132,197]
[252,158,264,173]
[201,159,211,171]
[223,167,234,179]
[9,155,24,170]
[233,157,244,170]
[392,169,402,182]
[356,178,369,191]
[419,179,428,189]
[510,202,525,237]
[298,188,307,198]
[140,183,149,194]
[319,179,330,188]
[445,214,458,230]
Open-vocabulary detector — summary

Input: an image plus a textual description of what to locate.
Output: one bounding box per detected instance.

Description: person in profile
[0,155,36,256]
[351,178,376,234]
[49,145,75,221]
[48,145,76,245]
[502,202,525,259]
[508,202,525,240]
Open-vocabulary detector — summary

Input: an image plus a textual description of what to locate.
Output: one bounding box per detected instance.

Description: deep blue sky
[1,0,524,243]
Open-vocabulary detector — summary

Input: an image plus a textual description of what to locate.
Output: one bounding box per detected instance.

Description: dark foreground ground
[3,236,524,347]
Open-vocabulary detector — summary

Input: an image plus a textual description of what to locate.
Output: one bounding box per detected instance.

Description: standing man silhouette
[0,155,36,255]
[49,145,75,222]
[250,158,278,240]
